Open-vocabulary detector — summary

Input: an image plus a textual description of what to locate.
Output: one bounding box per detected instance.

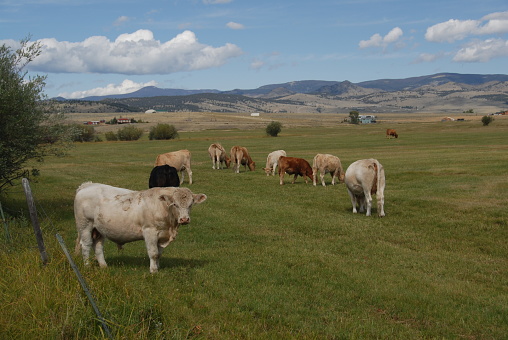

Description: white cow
[312,153,345,186]
[263,150,286,176]
[155,149,193,185]
[344,159,385,217]
[74,182,207,273]
[208,143,231,170]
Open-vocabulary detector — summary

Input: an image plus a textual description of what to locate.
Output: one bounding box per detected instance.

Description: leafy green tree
[266,121,283,137]
[349,110,360,124]
[105,131,118,141]
[149,123,179,140]
[481,115,494,126]
[0,38,72,193]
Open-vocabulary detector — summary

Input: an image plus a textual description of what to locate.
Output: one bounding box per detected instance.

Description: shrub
[149,123,179,140]
[72,124,95,142]
[104,131,118,141]
[266,121,283,137]
[117,126,143,141]
[481,115,494,126]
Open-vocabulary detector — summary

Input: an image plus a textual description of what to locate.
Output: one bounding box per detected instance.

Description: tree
[149,123,179,140]
[117,126,143,141]
[349,110,360,124]
[266,121,283,137]
[0,38,72,193]
[481,115,494,126]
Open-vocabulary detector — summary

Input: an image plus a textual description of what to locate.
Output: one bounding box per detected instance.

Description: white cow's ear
[193,194,207,204]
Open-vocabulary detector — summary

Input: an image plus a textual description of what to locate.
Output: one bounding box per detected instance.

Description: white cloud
[113,16,130,26]
[226,21,244,30]
[425,11,508,43]
[1,29,244,75]
[359,27,403,49]
[453,38,508,62]
[58,79,158,99]
[250,59,264,70]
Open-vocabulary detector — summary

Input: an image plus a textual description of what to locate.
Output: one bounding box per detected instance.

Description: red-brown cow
[278,156,313,185]
[230,146,256,173]
[386,129,398,138]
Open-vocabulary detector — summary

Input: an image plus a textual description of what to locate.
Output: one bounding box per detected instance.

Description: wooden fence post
[22,178,48,265]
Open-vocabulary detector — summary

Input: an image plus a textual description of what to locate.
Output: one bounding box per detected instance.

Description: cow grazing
[344,159,385,217]
[263,150,287,176]
[312,153,345,187]
[386,129,398,138]
[155,149,193,185]
[149,165,180,188]
[208,143,231,170]
[230,146,256,173]
[74,182,207,273]
[278,156,313,185]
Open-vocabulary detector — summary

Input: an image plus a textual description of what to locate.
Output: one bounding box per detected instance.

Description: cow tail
[375,160,384,196]
[371,162,378,195]
[74,234,81,255]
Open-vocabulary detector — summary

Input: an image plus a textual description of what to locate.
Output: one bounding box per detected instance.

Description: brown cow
[155,149,193,185]
[312,153,345,187]
[278,156,313,185]
[208,143,231,170]
[386,129,398,138]
[230,146,256,173]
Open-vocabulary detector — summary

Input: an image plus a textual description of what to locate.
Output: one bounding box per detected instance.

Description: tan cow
[278,156,313,185]
[155,149,193,185]
[74,182,207,273]
[344,159,385,217]
[208,143,231,170]
[230,146,256,173]
[312,153,345,186]
[263,150,286,176]
[386,129,398,138]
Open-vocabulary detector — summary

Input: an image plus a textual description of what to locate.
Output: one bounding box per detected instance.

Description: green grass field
[1,117,507,339]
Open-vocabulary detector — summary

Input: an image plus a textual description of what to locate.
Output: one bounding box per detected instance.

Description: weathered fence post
[22,178,48,265]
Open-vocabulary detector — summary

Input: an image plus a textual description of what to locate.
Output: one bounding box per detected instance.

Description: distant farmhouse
[359,115,377,124]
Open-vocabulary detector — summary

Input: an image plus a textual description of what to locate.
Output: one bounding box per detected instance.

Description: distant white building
[145,109,156,114]
[359,115,377,124]
[250,112,260,117]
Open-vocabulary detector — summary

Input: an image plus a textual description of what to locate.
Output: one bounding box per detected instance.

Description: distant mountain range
[53,73,508,114]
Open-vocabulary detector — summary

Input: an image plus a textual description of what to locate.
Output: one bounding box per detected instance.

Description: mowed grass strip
[1,118,507,339]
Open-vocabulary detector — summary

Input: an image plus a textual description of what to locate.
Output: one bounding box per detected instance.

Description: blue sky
[1,0,507,99]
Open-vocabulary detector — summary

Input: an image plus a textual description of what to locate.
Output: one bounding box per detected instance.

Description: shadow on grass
[107,255,209,270]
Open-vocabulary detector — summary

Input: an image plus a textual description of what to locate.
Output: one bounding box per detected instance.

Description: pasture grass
[1,117,507,339]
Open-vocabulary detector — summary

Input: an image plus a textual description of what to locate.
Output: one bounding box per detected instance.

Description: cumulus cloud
[227,21,244,30]
[453,38,508,62]
[359,27,403,49]
[425,11,508,43]
[58,79,158,99]
[0,29,244,75]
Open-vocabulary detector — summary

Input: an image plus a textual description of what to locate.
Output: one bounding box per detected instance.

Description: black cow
[148,165,180,188]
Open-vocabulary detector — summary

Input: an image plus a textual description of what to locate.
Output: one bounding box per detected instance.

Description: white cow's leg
[347,190,358,214]
[179,170,185,184]
[272,164,277,176]
[320,172,326,187]
[94,236,108,268]
[331,172,336,186]
[364,192,373,216]
[377,193,385,217]
[79,229,93,265]
[312,169,318,186]
[187,169,193,185]
[143,230,160,273]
